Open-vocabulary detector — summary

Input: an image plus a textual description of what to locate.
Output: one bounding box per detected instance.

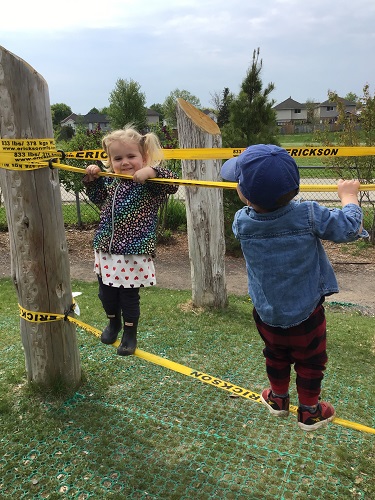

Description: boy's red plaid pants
[253,303,328,406]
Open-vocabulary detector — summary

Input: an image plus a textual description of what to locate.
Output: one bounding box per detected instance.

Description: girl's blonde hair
[102,124,164,172]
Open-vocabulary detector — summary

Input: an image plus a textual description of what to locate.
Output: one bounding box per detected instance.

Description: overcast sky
[2,0,374,115]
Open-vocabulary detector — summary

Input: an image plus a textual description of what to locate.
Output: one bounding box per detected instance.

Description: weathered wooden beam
[0,46,81,388]
[176,99,228,308]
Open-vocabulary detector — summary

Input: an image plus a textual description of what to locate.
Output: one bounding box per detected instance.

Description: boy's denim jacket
[233,199,368,328]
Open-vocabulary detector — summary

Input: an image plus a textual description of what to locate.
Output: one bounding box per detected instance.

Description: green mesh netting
[1,315,374,500]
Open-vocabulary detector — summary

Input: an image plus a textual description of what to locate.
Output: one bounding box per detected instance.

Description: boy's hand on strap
[337,179,368,237]
[337,179,360,207]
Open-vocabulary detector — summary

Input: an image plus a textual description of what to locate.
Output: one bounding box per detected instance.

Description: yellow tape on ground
[134,349,375,435]
[18,304,375,435]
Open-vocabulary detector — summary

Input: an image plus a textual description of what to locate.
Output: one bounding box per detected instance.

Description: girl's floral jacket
[83,166,179,256]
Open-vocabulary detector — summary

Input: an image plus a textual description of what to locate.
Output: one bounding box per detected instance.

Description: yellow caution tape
[51,162,375,192]
[0,160,50,171]
[2,140,375,164]
[300,183,375,192]
[0,137,56,172]
[62,148,247,161]
[1,140,375,191]
[2,159,374,192]
[62,146,375,160]
[284,146,375,158]
[18,304,375,435]
[60,146,375,160]
[0,152,56,163]
[19,305,62,323]
[0,137,59,170]
[0,138,56,151]
[55,163,375,191]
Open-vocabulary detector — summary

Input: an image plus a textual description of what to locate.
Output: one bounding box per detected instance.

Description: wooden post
[0,46,81,388]
[176,98,228,308]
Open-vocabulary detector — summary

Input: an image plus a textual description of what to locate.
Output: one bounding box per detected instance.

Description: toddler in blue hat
[221,144,368,431]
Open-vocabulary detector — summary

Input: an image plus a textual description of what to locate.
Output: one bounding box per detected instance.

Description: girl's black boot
[117,320,138,356]
[101,312,122,345]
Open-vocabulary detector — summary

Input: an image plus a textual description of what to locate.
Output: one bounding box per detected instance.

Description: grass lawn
[0,278,374,499]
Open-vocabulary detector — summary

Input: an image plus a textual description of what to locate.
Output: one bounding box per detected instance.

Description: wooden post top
[177,98,221,135]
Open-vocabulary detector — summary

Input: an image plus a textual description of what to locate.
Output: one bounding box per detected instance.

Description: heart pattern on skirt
[94,251,156,289]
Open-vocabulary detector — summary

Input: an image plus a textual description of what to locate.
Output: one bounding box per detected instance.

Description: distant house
[60,112,111,132]
[61,109,160,131]
[273,96,357,125]
[146,108,160,125]
[317,98,357,124]
[202,109,217,122]
[273,97,308,125]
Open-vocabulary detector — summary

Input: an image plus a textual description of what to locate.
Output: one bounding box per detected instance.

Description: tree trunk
[176,99,228,308]
[0,46,81,389]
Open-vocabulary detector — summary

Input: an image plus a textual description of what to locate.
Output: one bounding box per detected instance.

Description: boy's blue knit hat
[221,144,300,209]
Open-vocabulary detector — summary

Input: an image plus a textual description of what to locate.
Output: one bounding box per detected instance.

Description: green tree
[221,48,279,254]
[148,122,182,237]
[209,90,221,113]
[344,92,359,103]
[305,99,319,126]
[221,48,278,148]
[163,89,201,127]
[150,103,165,122]
[107,78,147,130]
[58,126,105,196]
[216,87,233,129]
[58,125,75,141]
[51,103,72,129]
[314,87,375,243]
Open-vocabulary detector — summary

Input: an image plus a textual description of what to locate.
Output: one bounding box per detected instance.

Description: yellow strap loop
[41,161,375,192]
[1,159,374,192]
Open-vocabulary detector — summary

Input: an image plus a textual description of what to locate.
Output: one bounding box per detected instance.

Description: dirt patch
[1,229,375,315]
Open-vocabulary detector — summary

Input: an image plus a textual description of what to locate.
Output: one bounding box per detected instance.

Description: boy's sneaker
[260,388,290,417]
[298,401,335,431]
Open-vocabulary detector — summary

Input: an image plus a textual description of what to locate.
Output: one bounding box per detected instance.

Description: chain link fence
[0,165,374,238]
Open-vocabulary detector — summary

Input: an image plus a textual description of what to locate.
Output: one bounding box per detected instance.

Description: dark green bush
[223,190,243,256]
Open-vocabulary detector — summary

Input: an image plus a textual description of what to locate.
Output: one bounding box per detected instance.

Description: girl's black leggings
[97,276,140,320]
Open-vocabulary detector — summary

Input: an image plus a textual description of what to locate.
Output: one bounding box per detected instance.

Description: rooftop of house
[319,97,356,106]
[61,108,160,125]
[273,96,357,109]
[273,97,307,110]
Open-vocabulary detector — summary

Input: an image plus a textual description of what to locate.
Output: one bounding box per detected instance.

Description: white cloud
[1,0,374,113]
[3,0,140,31]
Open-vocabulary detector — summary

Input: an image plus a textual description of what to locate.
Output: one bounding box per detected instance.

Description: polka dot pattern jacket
[83,166,179,256]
